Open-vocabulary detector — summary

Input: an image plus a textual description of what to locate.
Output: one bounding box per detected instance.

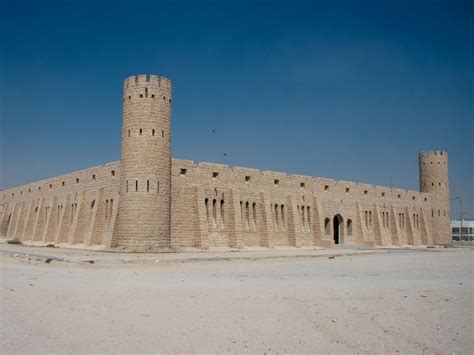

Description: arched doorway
[333,214,343,244]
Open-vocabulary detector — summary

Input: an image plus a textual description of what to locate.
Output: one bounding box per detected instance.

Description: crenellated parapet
[123,74,172,101]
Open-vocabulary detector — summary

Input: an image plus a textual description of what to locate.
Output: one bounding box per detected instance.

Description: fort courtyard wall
[0,74,451,251]
[1,157,444,250]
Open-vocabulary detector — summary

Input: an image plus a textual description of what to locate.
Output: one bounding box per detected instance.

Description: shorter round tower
[419,150,451,246]
[113,74,172,251]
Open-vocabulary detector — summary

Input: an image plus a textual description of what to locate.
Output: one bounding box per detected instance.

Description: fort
[0,74,452,251]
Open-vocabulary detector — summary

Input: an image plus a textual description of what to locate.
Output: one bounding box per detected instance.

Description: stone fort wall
[1,156,447,250]
[0,73,451,251]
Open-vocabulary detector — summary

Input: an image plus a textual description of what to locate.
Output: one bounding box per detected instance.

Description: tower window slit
[135,180,138,192]
[147,180,150,192]
[152,129,155,136]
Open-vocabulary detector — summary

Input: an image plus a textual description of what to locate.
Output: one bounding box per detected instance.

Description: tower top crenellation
[123,74,171,91]
[419,150,448,158]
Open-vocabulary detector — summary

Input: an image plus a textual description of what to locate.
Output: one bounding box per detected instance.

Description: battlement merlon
[123,74,172,97]
[419,150,448,159]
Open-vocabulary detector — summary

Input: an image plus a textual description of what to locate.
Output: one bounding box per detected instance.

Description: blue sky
[1,0,472,216]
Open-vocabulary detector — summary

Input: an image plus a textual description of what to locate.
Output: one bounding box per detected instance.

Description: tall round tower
[419,150,451,246]
[113,74,172,251]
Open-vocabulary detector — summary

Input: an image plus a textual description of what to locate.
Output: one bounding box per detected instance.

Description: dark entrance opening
[333,214,343,244]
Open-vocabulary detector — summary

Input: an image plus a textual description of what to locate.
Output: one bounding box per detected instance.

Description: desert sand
[0,245,472,353]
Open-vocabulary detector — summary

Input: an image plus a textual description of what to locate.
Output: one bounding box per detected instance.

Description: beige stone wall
[168,159,435,249]
[0,162,120,248]
[0,74,451,251]
[0,155,444,250]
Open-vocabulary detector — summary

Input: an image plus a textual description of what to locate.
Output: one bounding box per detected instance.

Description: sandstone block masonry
[0,74,452,251]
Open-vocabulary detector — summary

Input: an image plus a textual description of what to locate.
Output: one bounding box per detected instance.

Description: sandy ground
[0,245,472,354]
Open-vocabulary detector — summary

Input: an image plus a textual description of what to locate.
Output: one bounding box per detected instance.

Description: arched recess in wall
[252,202,257,226]
[245,202,250,227]
[307,206,311,229]
[1,212,12,236]
[324,218,331,235]
[212,199,217,225]
[90,200,96,218]
[347,219,353,236]
[205,198,209,223]
[220,200,225,226]
[280,205,285,228]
